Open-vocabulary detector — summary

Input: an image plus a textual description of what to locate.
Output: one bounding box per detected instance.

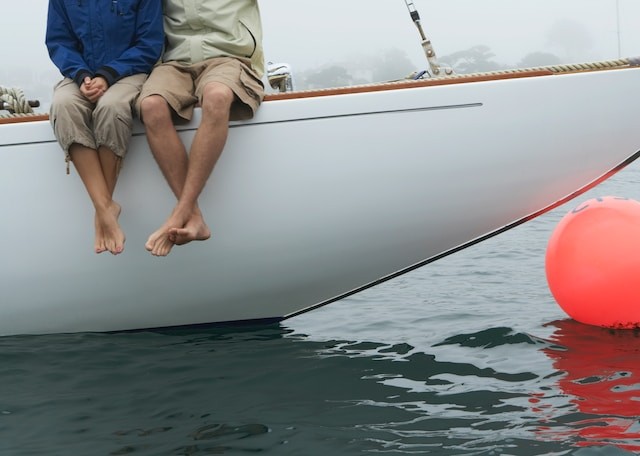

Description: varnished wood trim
[0,114,50,125]
[264,69,555,101]
[0,68,566,125]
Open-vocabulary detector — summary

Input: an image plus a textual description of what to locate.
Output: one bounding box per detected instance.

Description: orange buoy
[545,196,640,329]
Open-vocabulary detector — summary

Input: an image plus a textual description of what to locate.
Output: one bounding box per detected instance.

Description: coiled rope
[0,86,37,118]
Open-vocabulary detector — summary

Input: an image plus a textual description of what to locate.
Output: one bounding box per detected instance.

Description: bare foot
[169,212,211,246]
[146,211,210,257]
[94,202,125,255]
[94,215,107,254]
[145,222,176,257]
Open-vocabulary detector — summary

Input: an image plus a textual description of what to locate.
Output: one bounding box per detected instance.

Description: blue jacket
[46,0,164,87]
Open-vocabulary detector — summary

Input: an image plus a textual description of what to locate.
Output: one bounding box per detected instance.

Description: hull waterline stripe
[1,103,481,146]
[281,149,640,321]
[103,150,640,335]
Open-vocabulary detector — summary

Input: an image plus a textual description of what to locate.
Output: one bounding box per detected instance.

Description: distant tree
[303,65,352,89]
[517,52,562,68]
[371,48,417,82]
[439,45,506,74]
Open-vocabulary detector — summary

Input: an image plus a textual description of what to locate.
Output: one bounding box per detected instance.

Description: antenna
[616,0,621,58]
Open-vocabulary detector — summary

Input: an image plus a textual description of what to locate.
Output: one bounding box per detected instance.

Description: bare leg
[142,84,231,256]
[140,95,194,256]
[92,146,122,253]
[141,95,190,198]
[98,145,121,195]
[69,144,125,254]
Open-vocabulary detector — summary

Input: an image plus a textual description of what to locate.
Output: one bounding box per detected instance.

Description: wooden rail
[0,66,614,126]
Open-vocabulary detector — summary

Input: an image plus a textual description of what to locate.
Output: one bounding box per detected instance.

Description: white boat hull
[2,67,640,336]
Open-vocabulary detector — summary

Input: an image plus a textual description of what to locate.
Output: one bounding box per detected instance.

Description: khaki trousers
[50,74,146,161]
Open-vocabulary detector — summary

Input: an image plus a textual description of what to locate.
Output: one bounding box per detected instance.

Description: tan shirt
[162,0,265,77]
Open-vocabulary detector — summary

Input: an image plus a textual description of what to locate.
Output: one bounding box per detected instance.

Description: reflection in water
[3,321,640,454]
[539,319,640,451]
[314,327,563,455]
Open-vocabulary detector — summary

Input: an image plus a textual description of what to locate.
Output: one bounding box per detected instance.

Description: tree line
[288,46,565,91]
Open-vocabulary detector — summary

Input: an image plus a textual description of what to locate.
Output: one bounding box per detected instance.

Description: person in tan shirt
[138,0,265,256]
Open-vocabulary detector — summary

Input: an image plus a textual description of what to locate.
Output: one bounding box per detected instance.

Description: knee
[93,98,130,123]
[140,95,172,129]
[200,85,234,120]
[51,96,87,122]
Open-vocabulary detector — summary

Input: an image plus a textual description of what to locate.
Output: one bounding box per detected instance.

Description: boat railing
[1,57,637,126]
[264,57,636,101]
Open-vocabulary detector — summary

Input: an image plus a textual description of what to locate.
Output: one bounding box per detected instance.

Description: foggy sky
[2,0,639,104]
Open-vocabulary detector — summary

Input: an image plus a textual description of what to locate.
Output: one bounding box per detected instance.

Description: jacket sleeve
[45,0,92,86]
[95,0,164,86]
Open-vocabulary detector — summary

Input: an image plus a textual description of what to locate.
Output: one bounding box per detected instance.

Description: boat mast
[404,0,452,76]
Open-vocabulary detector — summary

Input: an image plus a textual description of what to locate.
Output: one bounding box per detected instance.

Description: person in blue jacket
[46,0,163,255]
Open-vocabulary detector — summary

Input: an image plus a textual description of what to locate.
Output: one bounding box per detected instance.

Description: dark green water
[2,165,640,455]
[1,318,639,455]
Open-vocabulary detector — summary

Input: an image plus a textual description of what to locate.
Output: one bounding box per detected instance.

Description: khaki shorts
[137,56,265,122]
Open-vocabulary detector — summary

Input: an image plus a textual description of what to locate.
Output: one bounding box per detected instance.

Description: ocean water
[2,163,640,455]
